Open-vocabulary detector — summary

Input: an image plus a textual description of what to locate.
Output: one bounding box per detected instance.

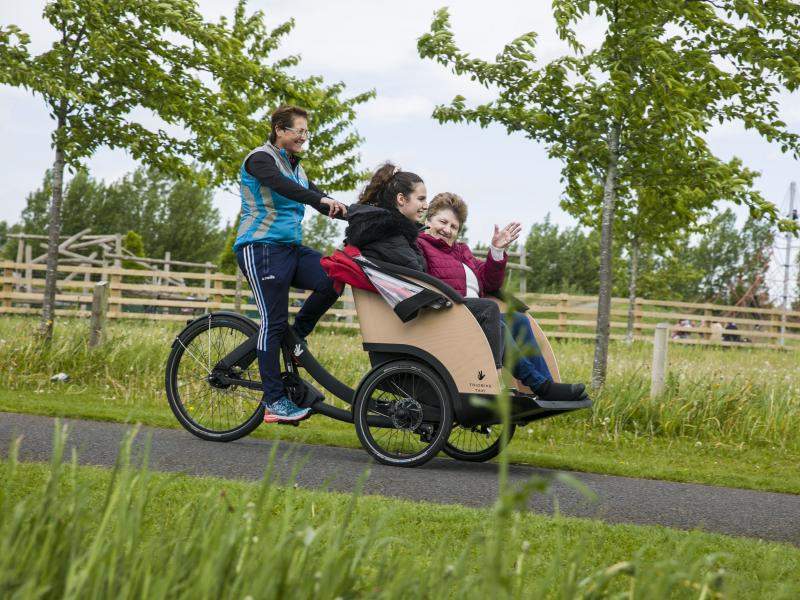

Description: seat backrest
[352,283,501,396]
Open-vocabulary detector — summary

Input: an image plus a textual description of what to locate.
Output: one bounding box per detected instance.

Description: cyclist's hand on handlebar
[321,197,347,218]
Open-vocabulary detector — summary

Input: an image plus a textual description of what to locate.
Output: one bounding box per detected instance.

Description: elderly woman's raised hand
[491,222,522,249]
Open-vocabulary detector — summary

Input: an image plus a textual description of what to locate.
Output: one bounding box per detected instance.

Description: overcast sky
[1,0,798,253]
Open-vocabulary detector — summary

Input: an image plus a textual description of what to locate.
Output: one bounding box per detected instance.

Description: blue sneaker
[263,396,311,423]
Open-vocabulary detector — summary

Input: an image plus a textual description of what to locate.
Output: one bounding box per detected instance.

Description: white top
[462,245,505,298]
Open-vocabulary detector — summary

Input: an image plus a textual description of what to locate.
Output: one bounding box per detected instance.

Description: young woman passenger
[235,105,348,424]
[344,163,506,371]
[418,192,586,402]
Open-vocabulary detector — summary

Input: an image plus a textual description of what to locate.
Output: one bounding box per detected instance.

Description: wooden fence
[2,260,799,349]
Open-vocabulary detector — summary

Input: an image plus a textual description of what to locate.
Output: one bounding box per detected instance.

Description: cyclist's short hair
[269,105,309,144]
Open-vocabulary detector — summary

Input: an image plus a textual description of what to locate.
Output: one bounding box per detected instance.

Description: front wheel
[443,423,516,462]
[165,313,264,442]
[353,360,452,467]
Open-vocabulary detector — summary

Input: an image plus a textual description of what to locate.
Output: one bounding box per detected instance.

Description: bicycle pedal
[277,420,300,427]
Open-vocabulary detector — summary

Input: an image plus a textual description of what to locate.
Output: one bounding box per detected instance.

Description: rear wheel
[443,423,516,462]
[165,314,263,442]
[353,360,452,467]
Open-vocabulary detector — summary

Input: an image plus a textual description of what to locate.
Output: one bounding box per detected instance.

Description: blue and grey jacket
[234,142,327,250]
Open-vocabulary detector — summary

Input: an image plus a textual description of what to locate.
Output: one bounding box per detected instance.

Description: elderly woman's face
[426,208,461,246]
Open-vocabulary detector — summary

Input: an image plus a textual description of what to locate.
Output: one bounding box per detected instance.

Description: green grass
[2,427,799,599]
[1,316,798,494]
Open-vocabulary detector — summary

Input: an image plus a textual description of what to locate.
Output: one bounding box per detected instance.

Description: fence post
[634,298,643,341]
[213,276,223,310]
[204,262,213,301]
[518,249,527,295]
[107,261,122,318]
[651,323,669,398]
[113,234,122,268]
[235,270,243,311]
[89,281,109,348]
[24,244,33,294]
[772,311,782,347]
[162,251,171,314]
[2,264,13,309]
[558,294,568,332]
[703,303,712,340]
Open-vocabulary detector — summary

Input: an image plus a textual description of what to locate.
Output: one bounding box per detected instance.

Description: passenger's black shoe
[532,381,586,402]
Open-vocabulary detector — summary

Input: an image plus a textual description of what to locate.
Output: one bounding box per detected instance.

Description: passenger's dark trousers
[504,311,553,389]
[463,298,503,369]
[464,298,553,389]
[236,243,340,403]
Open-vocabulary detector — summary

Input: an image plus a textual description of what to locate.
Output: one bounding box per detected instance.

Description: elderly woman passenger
[417,192,586,402]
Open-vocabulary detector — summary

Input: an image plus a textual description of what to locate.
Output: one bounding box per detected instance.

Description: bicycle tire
[442,423,515,462]
[353,360,452,467]
[165,313,264,442]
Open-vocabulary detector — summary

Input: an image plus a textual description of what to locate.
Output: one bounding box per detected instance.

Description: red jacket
[417,232,507,297]
[320,245,378,295]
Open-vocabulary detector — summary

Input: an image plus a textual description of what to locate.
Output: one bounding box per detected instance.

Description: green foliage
[121,230,145,268]
[18,169,54,233]
[1,317,798,455]
[6,433,797,599]
[418,2,800,240]
[419,1,800,383]
[0,222,20,260]
[633,210,775,304]
[302,213,343,256]
[218,217,239,275]
[19,168,227,263]
[687,211,775,304]
[0,0,372,188]
[522,208,774,302]
[0,0,373,337]
[525,216,601,295]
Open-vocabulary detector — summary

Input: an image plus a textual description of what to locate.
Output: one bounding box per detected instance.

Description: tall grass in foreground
[0,425,743,599]
[0,316,797,450]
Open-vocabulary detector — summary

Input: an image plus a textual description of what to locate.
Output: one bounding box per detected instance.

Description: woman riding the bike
[234,105,347,423]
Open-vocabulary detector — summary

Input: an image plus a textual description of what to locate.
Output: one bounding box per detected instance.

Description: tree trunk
[625,238,639,346]
[591,123,621,389]
[39,122,66,342]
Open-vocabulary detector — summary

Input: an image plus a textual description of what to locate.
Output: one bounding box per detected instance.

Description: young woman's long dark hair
[358,162,423,210]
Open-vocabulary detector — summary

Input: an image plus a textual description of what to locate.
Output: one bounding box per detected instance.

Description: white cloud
[2,0,798,260]
[357,94,433,121]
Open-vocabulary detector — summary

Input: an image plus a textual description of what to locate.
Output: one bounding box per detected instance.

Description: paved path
[1,411,798,546]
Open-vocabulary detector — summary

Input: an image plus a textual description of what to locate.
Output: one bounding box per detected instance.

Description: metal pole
[651,323,669,398]
[781,182,796,347]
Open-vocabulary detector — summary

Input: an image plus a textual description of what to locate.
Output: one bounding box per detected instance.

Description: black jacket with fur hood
[344,204,427,272]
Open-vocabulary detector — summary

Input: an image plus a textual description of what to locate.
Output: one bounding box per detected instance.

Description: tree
[17,167,227,264]
[625,209,775,305]
[615,156,764,342]
[689,210,775,305]
[121,230,147,283]
[0,221,8,253]
[419,3,800,387]
[218,219,239,275]
[523,216,609,295]
[0,0,372,341]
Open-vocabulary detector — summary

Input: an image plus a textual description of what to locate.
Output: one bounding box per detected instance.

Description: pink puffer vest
[417,232,507,297]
